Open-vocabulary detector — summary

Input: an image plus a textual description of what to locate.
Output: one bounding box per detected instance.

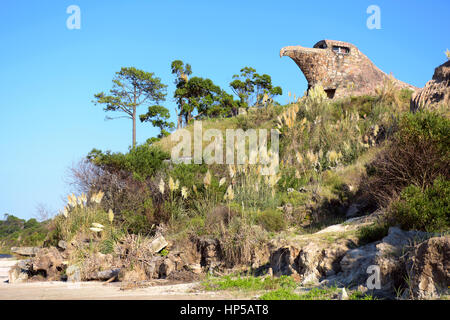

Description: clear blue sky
[0,0,448,220]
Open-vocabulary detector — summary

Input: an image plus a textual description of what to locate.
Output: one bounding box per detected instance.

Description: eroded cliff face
[281,39,415,99]
[411,60,450,111]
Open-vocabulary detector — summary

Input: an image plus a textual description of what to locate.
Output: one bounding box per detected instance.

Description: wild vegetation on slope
[3,63,449,299]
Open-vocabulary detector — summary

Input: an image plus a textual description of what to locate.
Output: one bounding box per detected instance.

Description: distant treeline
[0,214,48,253]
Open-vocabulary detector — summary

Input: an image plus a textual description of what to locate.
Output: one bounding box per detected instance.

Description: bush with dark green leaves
[364,111,449,206]
[357,222,390,245]
[390,177,449,233]
[256,209,286,232]
[87,144,169,181]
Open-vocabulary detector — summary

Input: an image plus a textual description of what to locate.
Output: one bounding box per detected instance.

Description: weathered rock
[269,246,299,277]
[346,204,361,218]
[81,252,120,281]
[93,268,120,281]
[197,238,221,268]
[31,247,65,280]
[337,227,429,291]
[280,39,415,99]
[66,265,81,282]
[142,256,163,279]
[17,259,32,271]
[406,236,450,299]
[10,247,40,257]
[338,242,378,286]
[57,240,68,250]
[149,235,168,253]
[8,266,28,283]
[411,60,450,112]
[159,259,175,278]
[188,263,203,274]
[119,266,147,282]
[299,241,353,284]
[268,237,353,285]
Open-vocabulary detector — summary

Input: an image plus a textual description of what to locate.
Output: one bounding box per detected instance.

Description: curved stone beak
[279,45,327,87]
[279,46,298,58]
[280,45,323,58]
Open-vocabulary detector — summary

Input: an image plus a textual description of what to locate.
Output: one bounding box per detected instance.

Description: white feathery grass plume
[159,178,165,194]
[268,174,280,187]
[228,165,236,178]
[108,209,114,223]
[224,185,234,201]
[67,193,77,207]
[296,151,303,164]
[203,170,211,188]
[77,195,84,209]
[257,165,262,175]
[181,187,188,199]
[306,150,318,164]
[91,190,104,204]
[327,150,339,164]
[60,206,68,218]
[169,176,175,192]
[80,193,87,205]
[175,179,180,191]
[219,177,226,187]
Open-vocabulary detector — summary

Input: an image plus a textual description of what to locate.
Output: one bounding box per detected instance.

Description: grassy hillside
[4,84,448,281]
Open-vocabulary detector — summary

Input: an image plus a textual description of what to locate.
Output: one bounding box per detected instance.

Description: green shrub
[390,177,449,232]
[87,144,169,181]
[121,209,155,235]
[203,275,296,291]
[277,167,305,191]
[256,209,286,232]
[259,288,301,300]
[357,222,390,245]
[364,111,449,206]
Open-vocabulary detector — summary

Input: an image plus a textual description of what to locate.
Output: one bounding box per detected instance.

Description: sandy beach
[0,259,242,300]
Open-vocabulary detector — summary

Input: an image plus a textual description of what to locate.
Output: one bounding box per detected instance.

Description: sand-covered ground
[0,259,244,300]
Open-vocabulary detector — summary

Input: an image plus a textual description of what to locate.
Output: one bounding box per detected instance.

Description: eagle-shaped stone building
[280,39,415,99]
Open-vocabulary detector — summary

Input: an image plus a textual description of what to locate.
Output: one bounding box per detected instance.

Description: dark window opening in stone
[332,46,350,54]
[315,42,328,49]
[325,89,336,99]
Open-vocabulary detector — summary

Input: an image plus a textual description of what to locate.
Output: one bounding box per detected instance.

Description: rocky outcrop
[31,247,65,280]
[280,39,415,99]
[411,60,450,112]
[267,212,380,283]
[405,236,450,299]
[10,247,40,257]
[265,214,449,299]
[8,266,28,283]
[334,227,429,293]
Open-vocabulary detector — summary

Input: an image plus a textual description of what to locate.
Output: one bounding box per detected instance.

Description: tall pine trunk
[132,106,136,148]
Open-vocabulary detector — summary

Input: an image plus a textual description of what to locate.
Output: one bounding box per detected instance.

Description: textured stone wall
[411,60,450,111]
[280,40,415,98]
